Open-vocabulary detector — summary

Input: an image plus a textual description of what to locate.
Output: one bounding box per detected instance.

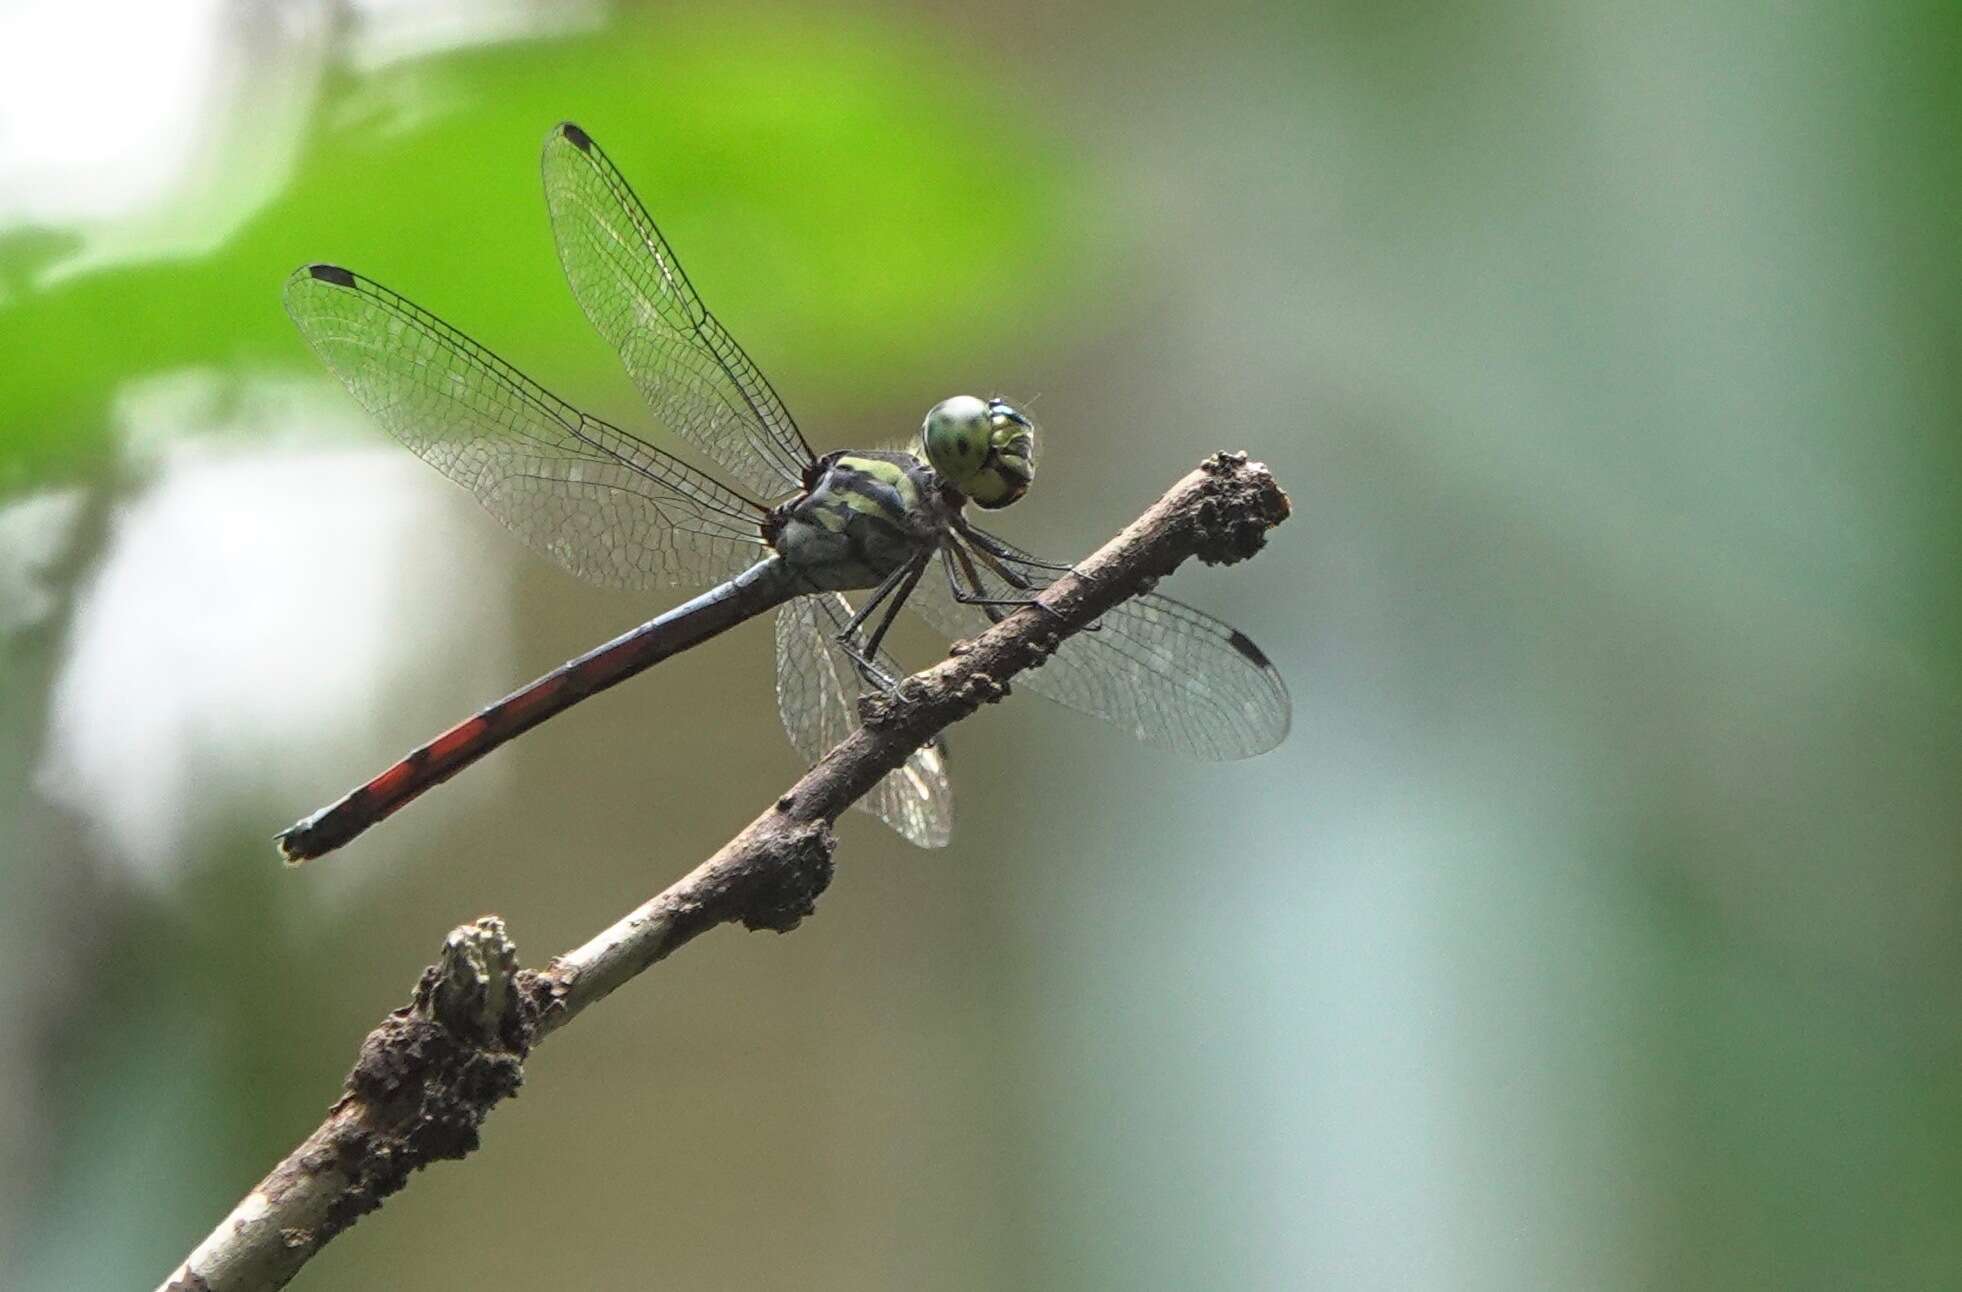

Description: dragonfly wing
[284,264,769,592]
[775,593,953,848]
[543,122,815,500]
[911,538,1292,760]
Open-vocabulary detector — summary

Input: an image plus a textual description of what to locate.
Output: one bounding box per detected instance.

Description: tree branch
[158,453,1291,1292]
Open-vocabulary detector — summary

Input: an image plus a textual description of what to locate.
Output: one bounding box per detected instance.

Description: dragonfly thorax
[769,450,948,592]
[921,396,1035,510]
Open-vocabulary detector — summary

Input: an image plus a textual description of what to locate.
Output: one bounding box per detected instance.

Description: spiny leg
[861,553,928,661]
[838,559,918,640]
[838,552,929,689]
[946,539,1101,632]
[954,516,1077,572]
[944,543,1023,624]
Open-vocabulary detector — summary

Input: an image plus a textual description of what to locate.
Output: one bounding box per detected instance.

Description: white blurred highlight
[0,0,232,224]
[0,0,326,280]
[0,488,85,638]
[347,0,605,73]
[0,0,598,283]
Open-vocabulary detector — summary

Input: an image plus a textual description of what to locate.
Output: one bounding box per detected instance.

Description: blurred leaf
[0,7,1096,488]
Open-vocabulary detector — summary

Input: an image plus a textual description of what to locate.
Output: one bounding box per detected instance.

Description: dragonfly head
[922,395,1035,510]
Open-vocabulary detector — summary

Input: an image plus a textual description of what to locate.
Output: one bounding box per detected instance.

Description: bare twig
[158,454,1290,1292]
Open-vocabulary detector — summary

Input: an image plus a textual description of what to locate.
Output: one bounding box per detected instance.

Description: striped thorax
[768,450,951,591]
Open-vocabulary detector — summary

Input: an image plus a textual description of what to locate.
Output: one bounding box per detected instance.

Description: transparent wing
[284,264,770,592]
[910,531,1292,760]
[775,593,953,848]
[543,122,814,500]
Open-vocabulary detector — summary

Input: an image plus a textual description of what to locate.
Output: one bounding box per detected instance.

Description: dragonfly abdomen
[276,557,801,863]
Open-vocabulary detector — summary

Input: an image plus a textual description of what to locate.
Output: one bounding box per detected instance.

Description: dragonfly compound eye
[922,395,992,482]
[922,395,1035,508]
[970,398,1035,509]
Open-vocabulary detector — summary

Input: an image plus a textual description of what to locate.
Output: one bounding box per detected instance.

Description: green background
[3,2,1959,1287]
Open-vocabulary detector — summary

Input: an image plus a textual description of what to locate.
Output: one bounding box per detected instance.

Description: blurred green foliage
[0,7,1095,485]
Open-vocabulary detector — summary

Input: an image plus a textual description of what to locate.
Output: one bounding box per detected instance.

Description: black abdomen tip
[274,827,316,865]
[308,263,356,287]
[560,122,593,151]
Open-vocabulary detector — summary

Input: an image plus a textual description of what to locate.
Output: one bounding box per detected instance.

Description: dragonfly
[275,121,1289,863]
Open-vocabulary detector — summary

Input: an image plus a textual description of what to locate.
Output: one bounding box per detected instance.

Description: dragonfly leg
[845,653,903,692]
[836,560,915,640]
[838,552,929,689]
[862,554,928,661]
[943,542,1016,625]
[954,516,1078,572]
[947,539,1102,632]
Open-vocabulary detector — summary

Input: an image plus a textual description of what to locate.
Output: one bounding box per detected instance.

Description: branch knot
[740,822,835,932]
[323,918,533,1232]
[1191,454,1290,565]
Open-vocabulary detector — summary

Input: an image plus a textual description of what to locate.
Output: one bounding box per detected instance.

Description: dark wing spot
[1226,629,1274,669]
[560,122,593,151]
[308,263,356,287]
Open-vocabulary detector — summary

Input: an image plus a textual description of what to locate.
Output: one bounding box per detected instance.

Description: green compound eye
[922,395,991,479]
[922,395,1036,509]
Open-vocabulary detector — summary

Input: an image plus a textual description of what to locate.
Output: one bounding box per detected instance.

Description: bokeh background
[4,1,1960,1287]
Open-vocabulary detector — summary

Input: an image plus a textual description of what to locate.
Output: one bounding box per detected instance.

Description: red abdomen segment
[276,558,795,863]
